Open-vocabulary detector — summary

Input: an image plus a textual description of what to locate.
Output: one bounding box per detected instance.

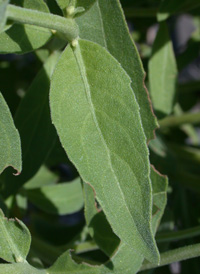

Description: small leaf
[50,39,159,263]
[25,178,84,215]
[0,92,21,175]
[158,0,200,21]
[24,166,58,190]
[0,0,52,54]
[56,0,96,17]
[2,53,59,197]
[0,209,31,263]
[0,0,9,32]
[149,22,178,117]
[76,0,158,141]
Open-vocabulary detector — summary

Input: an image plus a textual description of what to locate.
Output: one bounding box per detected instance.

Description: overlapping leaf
[50,39,159,263]
[0,0,52,54]
[25,178,84,215]
[149,22,177,117]
[0,92,21,175]
[0,209,31,263]
[76,0,158,141]
[2,53,59,197]
[0,0,9,32]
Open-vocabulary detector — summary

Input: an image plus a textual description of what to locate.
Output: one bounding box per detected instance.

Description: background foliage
[0,0,200,273]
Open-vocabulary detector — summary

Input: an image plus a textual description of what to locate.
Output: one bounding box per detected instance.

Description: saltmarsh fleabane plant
[0,0,200,273]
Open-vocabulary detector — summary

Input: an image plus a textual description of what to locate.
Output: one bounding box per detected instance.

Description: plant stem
[140,243,200,271]
[123,7,158,18]
[6,4,79,42]
[159,112,200,128]
[156,225,200,243]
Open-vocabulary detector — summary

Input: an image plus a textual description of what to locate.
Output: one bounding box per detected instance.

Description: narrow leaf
[0,0,51,54]
[149,22,177,117]
[2,53,59,197]
[0,0,9,32]
[50,39,159,263]
[0,92,21,175]
[0,209,31,263]
[76,0,158,141]
[25,178,84,215]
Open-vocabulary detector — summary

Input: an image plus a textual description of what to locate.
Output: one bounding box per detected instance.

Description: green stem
[156,226,200,243]
[140,243,200,271]
[123,7,158,18]
[6,4,79,42]
[159,112,200,128]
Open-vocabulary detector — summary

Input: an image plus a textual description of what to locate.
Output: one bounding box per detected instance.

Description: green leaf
[158,0,200,21]
[2,53,59,198]
[56,0,96,17]
[0,0,9,32]
[149,22,177,117]
[0,262,46,274]
[25,178,84,215]
[83,166,168,273]
[50,39,159,264]
[0,0,52,54]
[76,0,158,141]
[83,183,120,257]
[24,166,58,190]
[0,209,31,263]
[151,167,168,234]
[0,92,21,175]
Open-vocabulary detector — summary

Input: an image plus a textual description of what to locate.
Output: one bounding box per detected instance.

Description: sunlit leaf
[25,178,83,215]
[50,39,159,263]
[149,22,177,117]
[0,209,31,263]
[0,0,52,54]
[76,0,158,141]
[0,0,9,32]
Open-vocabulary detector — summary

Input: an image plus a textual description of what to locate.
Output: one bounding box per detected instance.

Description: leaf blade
[0,92,21,175]
[50,39,159,263]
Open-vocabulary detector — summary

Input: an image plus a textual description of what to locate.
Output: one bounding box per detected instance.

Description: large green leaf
[25,178,84,215]
[55,0,96,17]
[76,0,158,141]
[0,92,21,175]
[0,0,52,54]
[50,39,159,264]
[0,209,31,263]
[158,0,200,21]
[149,22,177,117]
[2,53,59,198]
[0,0,9,32]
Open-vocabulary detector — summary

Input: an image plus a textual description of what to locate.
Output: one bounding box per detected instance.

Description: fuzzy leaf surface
[0,0,51,54]
[50,39,159,263]
[0,92,21,175]
[76,0,158,141]
[149,22,177,117]
[0,209,31,263]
